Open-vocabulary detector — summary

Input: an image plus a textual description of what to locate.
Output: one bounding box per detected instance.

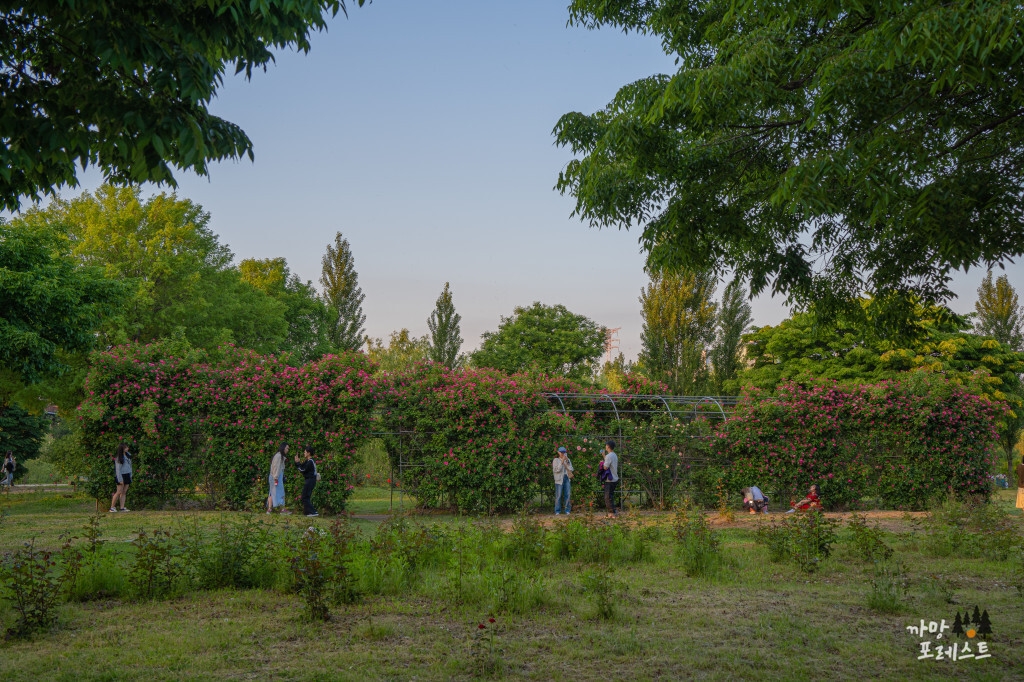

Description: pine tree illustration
[972,605,982,627]
[951,612,964,637]
[977,610,992,638]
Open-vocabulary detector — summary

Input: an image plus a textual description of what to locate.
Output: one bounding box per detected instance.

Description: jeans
[554,478,571,514]
[603,480,618,514]
[301,478,317,515]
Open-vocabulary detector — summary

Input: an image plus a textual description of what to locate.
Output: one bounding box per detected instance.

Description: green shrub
[579,566,625,620]
[0,537,82,637]
[181,515,278,590]
[755,520,791,563]
[866,562,909,613]
[285,521,358,622]
[755,511,838,573]
[922,498,1023,560]
[503,512,547,566]
[673,501,722,578]
[846,513,894,562]
[128,528,184,600]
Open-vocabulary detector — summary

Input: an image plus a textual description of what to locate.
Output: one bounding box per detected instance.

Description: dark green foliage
[708,278,752,395]
[672,501,722,578]
[755,511,838,573]
[128,528,184,600]
[1,1,366,211]
[846,513,894,563]
[0,218,123,384]
[285,521,358,622]
[503,513,547,567]
[0,537,82,638]
[427,282,464,368]
[472,302,605,380]
[866,562,909,614]
[0,404,48,471]
[320,232,366,353]
[920,498,1024,561]
[556,0,1024,331]
[181,515,279,591]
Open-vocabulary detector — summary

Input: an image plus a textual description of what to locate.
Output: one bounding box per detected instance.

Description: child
[786,484,822,513]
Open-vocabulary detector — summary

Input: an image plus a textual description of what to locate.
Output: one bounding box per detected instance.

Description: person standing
[109,443,132,512]
[295,445,319,517]
[2,451,14,491]
[603,440,619,518]
[267,442,289,514]
[553,446,574,515]
[1016,455,1024,512]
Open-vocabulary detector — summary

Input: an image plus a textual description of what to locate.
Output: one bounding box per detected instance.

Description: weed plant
[755,511,838,573]
[0,536,82,637]
[673,501,722,578]
[128,528,184,600]
[846,513,894,562]
[866,562,909,613]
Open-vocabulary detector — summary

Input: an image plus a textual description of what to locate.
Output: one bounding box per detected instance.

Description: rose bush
[77,340,375,512]
[716,376,1002,509]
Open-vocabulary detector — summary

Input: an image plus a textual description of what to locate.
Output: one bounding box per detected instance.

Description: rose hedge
[76,341,1001,513]
[715,377,1002,509]
[77,340,374,512]
[376,363,594,513]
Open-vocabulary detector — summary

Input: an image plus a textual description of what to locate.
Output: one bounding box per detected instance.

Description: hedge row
[77,342,1001,512]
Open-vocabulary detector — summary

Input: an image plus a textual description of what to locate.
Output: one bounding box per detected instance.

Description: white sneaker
[108,507,118,513]
[119,508,130,512]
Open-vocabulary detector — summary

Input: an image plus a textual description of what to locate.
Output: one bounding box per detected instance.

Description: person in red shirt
[787,484,822,513]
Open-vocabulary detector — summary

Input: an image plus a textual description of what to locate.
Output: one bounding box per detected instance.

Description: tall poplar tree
[975,271,1024,350]
[638,269,717,394]
[319,232,366,352]
[427,282,463,367]
[709,278,753,394]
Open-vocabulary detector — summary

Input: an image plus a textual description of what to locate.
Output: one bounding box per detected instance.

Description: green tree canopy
[427,281,463,367]
[320,232,366,352]
[637,269,717,394]
[0,217,123,389]
[708,278,753,395]
[13,186,288,352]
[472,302,605,381]
[1,0,366,211]
[239,257,336,361]
[366,329,430,375]
[555,0,1024,329]
[974,270,1024,350]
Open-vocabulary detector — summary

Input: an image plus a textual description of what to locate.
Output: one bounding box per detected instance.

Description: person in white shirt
[553,446,574,515]
[603,440,619,517]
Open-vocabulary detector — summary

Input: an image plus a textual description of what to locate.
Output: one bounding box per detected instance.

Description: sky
[55,1,1024,359]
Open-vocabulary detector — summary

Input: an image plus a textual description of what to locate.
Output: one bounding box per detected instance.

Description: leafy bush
[866,562,909,613]
[920,498,1023,560]
[755,511,838,573]
[718,377,1000,509]
[180,515,278,590]
[128,528,184,600]
[846,513,894,562]
[0,537,82,637]
[77,340,375,512]
[285,521,358,622]
[579,566,626,620]
[672,501,722,578]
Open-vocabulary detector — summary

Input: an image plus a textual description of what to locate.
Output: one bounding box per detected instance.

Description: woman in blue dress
[266,442,289,513]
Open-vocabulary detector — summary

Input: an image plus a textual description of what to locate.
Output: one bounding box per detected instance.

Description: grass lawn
[0,488,1021,680]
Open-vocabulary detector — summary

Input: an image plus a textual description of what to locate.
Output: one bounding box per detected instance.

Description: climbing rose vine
[77,340,375,512]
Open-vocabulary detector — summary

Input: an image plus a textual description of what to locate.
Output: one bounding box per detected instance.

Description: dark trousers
[603,480,618,514]
[301,478,317,515]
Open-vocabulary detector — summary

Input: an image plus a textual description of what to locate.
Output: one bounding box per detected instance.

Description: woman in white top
[266,442,289,513]
[553,446,574,515]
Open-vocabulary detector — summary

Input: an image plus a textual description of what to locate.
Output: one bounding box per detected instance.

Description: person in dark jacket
[295,445,319,517]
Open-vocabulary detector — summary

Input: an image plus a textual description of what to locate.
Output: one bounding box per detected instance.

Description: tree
[15,186,288,352]
[1,1,366,211]
[637,269,717,394]
[0,217,124,389]
[709,278,753,394]
[555,1,1024,331]
[975,271,1024,350]
[952,612,964,637]
[426,282,463,367]
[977,610,992,638]
[239,257,336,361]
[319,232,366,352]
[472,303,605,381]
[366,329,430,374]
[0,404,47,477]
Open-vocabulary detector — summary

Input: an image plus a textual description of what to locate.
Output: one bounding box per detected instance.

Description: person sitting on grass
[786,484,822,513]
[742,486,769,514]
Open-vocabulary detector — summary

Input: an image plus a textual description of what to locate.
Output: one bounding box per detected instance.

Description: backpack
[597,462,611,483]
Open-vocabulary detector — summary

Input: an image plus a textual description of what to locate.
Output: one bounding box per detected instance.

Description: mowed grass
[0,490,1022,680]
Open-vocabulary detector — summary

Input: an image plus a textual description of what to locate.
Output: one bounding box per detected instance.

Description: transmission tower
[604,327,621,364]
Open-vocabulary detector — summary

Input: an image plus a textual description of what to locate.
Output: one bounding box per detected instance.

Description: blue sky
[63,1,1022,359]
